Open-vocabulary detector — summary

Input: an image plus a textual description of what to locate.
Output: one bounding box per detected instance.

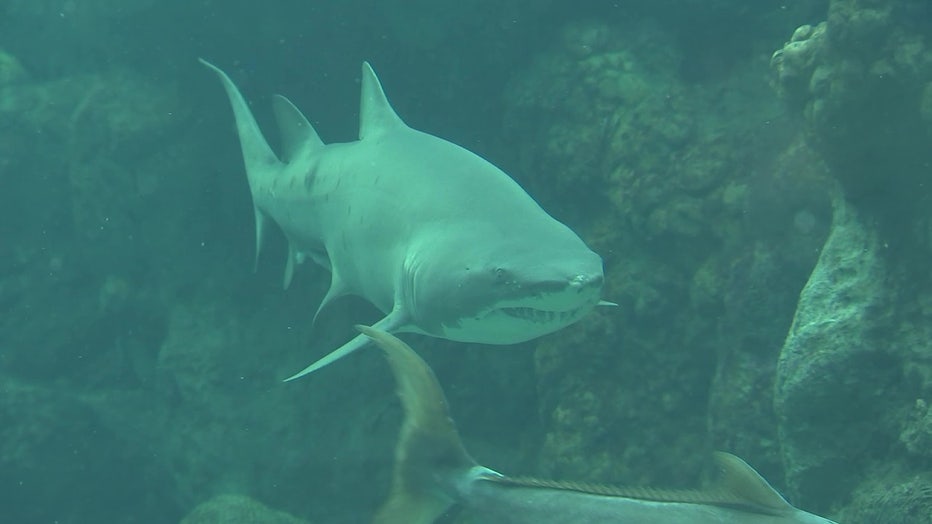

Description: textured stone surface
[838,475,932,524]
[775,199,931,519]
[181,494,309,524]
[777,198,893,504]
[502,17,831,491]
[771,2,932,521]
[772,0,932,207]
[0,378,177,522]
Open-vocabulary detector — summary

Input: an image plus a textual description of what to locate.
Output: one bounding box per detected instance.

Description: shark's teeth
[500,306,581,324]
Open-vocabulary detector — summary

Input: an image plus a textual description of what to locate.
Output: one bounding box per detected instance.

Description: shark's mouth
[500,306,586,325]
[438,300,594,343]
[438,281,604,344]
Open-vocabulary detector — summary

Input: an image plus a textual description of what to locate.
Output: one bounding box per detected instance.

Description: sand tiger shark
[201,60,607,380]
[359,325,840,524]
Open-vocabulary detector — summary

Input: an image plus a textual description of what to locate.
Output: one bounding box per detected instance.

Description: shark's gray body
[201,60,606,380]
[359,326,840,524]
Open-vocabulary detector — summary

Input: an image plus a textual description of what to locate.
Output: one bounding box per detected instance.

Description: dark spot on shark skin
[304,165,317,190]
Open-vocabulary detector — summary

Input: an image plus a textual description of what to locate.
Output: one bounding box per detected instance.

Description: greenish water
[2,1,930,523]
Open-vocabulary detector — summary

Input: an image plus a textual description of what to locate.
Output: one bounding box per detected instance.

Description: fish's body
[202,60,606,380]
[359,326,840,524]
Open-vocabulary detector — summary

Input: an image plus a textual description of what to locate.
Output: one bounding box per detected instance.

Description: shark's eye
[494,267,515,285]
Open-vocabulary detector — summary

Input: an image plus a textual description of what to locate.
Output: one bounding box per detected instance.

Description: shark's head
[403,225,605,344]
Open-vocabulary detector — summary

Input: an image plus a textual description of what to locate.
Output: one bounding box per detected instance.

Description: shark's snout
[435,261,604,344]
[532,267,604,303]
[569,272,603,291]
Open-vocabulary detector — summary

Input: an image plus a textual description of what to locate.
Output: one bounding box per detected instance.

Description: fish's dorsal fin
[712,451,793,513]
[359,62,406,140]
[271,94,323,162]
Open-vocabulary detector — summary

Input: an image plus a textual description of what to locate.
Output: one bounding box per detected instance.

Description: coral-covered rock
[838,475,932,524]
[770,23,828,108]
[0,48,27,86]
[771,0,932,205]
[181,494,310,524]
[900,398,932,459]
[776,197,928,516]
[0,378,177,522]
[503,18,829,489]
[772,3,932,519]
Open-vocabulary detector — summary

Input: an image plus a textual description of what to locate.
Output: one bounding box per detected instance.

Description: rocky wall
[771,0,932,521]
[501,17,832,497]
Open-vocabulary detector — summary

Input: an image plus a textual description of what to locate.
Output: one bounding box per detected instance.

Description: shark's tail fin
[199,59,284,270]
[357,325,477,524]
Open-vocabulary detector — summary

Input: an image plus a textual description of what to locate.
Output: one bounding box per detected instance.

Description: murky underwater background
[1,1,931,522]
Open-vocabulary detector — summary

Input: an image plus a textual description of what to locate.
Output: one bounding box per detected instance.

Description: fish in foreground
[358,325,840,524]
[201,59,609,381]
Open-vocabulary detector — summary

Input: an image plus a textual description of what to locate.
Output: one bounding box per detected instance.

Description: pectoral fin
[283,308,409,381]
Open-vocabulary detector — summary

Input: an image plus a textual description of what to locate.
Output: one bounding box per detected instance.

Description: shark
[359,325,841,524]
[200,59,607,380]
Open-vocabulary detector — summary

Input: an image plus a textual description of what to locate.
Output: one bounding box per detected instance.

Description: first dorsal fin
[359,62,406,140]
[271,94,324,162]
